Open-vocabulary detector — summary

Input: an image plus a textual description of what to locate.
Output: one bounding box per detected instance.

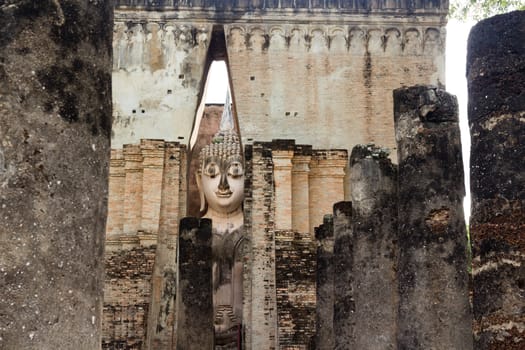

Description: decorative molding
[115,0,448,13]
[113,21,211,71]
[225,24,444,55]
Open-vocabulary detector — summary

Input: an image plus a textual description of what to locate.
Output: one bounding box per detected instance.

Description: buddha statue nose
[218,172,230,191]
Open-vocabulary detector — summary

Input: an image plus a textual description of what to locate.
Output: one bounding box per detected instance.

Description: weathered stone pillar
[0,1,112,348]
[394,85,472,350]
[107,149,125,238]
[467,11,525,349]
[140,139,165,235]
[292,146,312,234]
[272,140,295,230]
[123,144,143,235]
[350,145,398,350]
[315,216,335,350]
[146,142,186,350]
[176,217,214,350]
[332,201,354,349]
[309,150,348,233]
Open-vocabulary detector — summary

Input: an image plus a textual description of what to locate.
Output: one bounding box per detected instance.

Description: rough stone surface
[394,85,472,350]
[176,217,214,350]
[332,201,354,350]
[0,1,112,349]
[315,216,334,350]
[350,144,398,350]
[467,11,525,350]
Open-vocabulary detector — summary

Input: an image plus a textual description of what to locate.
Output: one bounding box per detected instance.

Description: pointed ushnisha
[219,91,234,133]
[199,89,241,169]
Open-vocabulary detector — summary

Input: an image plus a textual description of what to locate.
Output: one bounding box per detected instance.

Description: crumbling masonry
[1,2,524,350]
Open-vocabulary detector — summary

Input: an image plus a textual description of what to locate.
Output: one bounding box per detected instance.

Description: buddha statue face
[198,130,244,218]
[200,154,244,215]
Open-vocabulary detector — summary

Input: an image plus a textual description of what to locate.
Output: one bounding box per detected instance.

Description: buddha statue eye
[204,163,219,178]
[228,162,243,178]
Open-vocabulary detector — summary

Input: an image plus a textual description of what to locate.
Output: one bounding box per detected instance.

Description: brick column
[123,144,143,235]
[140,139,165,236]
[107,149,125,239]
[272,141,295,230]
[176,217,214,350]
[248,142,277,350]
[309,150,348,234]
[467,11,525,349]
[394,85,472,350]
[292,146,312,234]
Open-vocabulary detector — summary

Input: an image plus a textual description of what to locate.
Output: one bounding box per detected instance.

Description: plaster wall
[226,22,445,157]
[111,22,212,148]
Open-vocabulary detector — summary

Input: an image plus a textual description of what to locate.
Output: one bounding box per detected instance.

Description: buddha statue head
[197,93,244,227]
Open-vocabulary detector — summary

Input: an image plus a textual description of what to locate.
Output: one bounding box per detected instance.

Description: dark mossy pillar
[314,215,334,350]
[332,201,354,350]
[350,145,398,350]
[176,217,214,350]
[0,1,112,349]
[394,86,472,350]
[467,11,525,349]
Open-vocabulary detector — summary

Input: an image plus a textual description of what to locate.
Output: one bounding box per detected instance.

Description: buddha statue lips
[215,189,233,198]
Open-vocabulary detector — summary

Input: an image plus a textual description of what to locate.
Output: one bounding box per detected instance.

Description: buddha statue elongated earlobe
[195,172,206,214]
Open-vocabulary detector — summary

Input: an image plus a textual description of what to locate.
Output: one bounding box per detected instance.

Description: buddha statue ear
[195,172,206,215]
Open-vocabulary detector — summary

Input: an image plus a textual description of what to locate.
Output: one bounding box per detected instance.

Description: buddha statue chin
[197,127,245,349]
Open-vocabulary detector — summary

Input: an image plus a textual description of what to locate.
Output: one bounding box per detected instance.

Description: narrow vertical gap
[187,25,241,217]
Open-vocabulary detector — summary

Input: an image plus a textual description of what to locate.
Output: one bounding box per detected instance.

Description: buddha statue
[196,93,245,349]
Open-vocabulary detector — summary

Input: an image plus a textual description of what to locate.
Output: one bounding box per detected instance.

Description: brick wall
[102,246,157,349]
[104,140,187,349]
[275,231,317,349]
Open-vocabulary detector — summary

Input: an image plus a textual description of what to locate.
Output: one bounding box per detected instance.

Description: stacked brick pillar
[468,11,525,349]
[103,140,188,349]
[243,140,345,349]
[292,146,313,233]
[107,150,126,238]
[106,140,187,248]
[309,150,348,234]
